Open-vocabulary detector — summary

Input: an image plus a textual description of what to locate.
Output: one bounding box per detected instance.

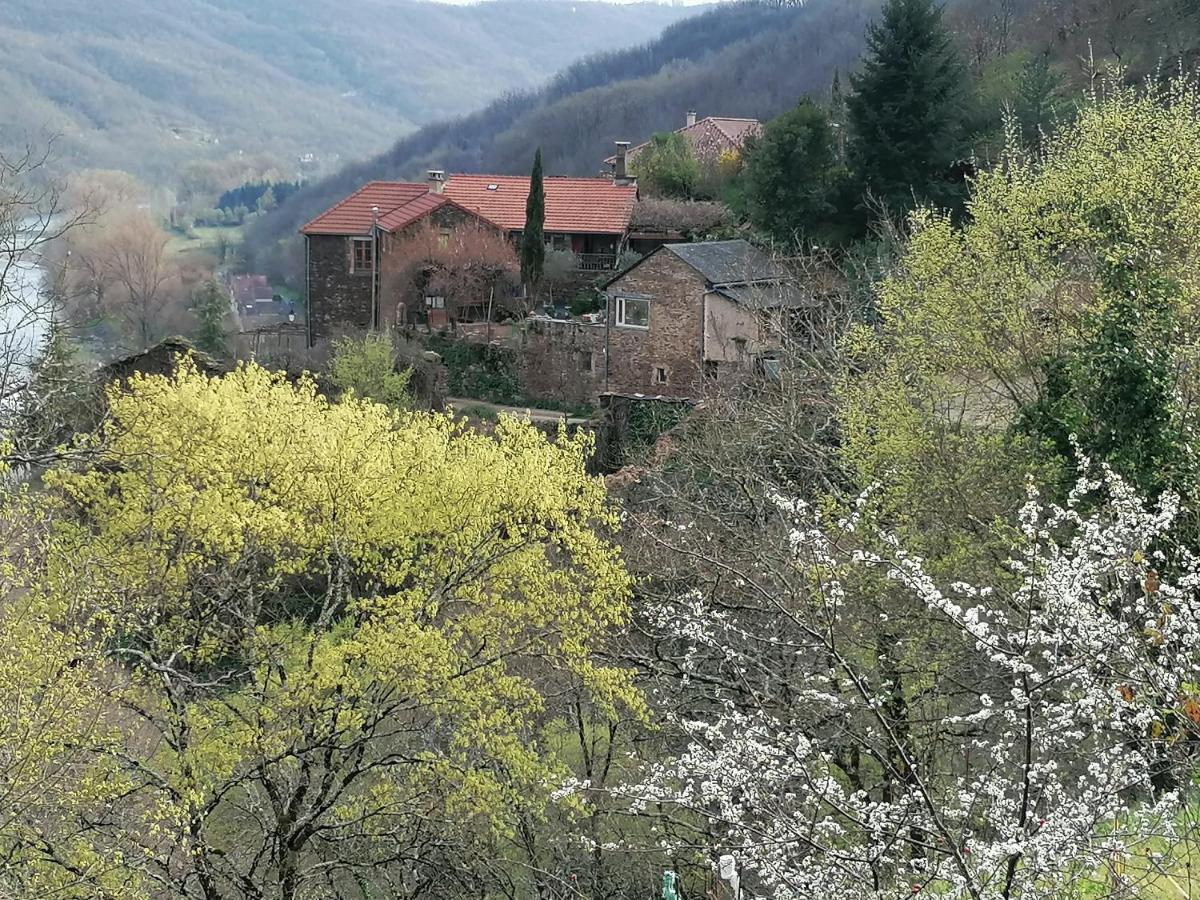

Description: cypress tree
[520,148,546,292]
[846,0,968,215]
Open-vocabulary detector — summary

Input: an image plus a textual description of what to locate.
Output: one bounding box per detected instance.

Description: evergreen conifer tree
[520,149,546,293]
[192,279,229,356]
[17,315,90,456]
[739,99,848,246]
[846,0,969,215]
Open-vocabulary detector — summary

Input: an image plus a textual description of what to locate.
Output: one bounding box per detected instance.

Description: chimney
[686,109,697,127]
[427,169,446,194]
[613,141,631,184]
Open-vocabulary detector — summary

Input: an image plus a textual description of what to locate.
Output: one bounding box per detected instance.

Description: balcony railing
[576,252,617,271]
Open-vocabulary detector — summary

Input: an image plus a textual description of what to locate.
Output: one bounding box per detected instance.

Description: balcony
[576,252,617,272]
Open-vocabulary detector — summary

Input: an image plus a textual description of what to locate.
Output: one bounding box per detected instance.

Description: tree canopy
[847,0,970,215]
[1,360,638,897]
[520,148,546,290]
[738,98,851,245]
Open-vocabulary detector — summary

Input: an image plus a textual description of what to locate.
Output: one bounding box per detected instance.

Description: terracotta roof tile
[300,181,429,235]
[443,174,636,235]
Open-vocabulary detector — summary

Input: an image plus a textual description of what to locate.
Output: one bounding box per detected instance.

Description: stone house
[605,110,762,173]
[302,172,638,343]
[301,180,503,342]
[598,240,802,399]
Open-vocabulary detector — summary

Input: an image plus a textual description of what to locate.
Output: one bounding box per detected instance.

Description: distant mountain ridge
[253,0,881,248]
[1,0,696,181]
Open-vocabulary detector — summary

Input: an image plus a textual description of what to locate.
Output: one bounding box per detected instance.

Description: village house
[510,239,801,406]
[605,110,762,174]
[598,239,801,398]
[229,274,292,321]
[302,172,637,343]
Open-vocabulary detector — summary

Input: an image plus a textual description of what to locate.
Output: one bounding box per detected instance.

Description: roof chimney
[427,169,446,194]
[613,141,631,185]
[686,109,697,127]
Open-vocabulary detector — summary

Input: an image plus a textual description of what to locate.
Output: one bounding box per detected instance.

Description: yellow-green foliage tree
[838,75,1200,566]
[7,360,637,898]
[328,331,412,409]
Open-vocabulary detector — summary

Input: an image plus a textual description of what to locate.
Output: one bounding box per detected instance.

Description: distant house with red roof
[605,110,762,174]
[301,171,638,342]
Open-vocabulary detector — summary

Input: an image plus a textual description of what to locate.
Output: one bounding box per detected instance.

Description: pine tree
[520,148,546,292]
[192,279,229,356]
[846,0,969,216]
[830,69,847,160]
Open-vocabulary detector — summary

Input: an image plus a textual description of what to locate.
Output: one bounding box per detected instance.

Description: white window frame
[615,296,649,329]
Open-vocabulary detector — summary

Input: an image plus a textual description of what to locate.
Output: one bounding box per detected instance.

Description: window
[424,295,445,310]
[615,296,649,329]
[578,350,594,373]
[351,237,374,274]
[653,366,668,385]
[438,228,451,248]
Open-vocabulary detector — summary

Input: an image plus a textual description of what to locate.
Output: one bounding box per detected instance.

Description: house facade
[302,172,638,343]
[302,181,505,342]
[599,240,800,399]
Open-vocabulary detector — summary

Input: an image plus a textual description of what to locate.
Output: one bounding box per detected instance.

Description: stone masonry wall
[307,234,373,343]
[604,250,706,399]
[517,320,606,407]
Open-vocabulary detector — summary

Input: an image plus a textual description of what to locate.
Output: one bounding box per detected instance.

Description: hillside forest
[1,0,694,184]
[8,0,1200,898]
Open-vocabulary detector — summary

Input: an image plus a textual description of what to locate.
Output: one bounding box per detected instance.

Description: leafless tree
[0,143,88,402]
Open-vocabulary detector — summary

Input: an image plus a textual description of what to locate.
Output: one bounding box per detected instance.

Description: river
[2,222,52,385]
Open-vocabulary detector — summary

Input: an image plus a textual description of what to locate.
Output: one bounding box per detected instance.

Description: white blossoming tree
[624,469,1200,899]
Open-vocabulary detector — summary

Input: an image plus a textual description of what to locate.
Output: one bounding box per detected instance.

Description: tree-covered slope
[253,0,882,246]
[1,0,696,182]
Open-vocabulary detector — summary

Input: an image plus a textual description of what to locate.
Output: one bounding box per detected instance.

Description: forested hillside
[251,0,880,248]
[255,0,1200,255]
[1,0,695,183]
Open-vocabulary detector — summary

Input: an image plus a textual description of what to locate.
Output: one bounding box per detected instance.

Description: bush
[426,334,521,404]
[328,332,412,409]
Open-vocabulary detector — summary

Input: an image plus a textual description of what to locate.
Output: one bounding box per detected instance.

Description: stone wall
[306,234,374,343]
[516,319,606,407]
[307,207,502,343]
[604,250,706,399]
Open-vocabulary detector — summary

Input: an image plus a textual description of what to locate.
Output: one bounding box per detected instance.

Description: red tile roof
[375,191,442,232]
[301,181,430,235]
[443,175,637,235]
[230,274,271,305]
